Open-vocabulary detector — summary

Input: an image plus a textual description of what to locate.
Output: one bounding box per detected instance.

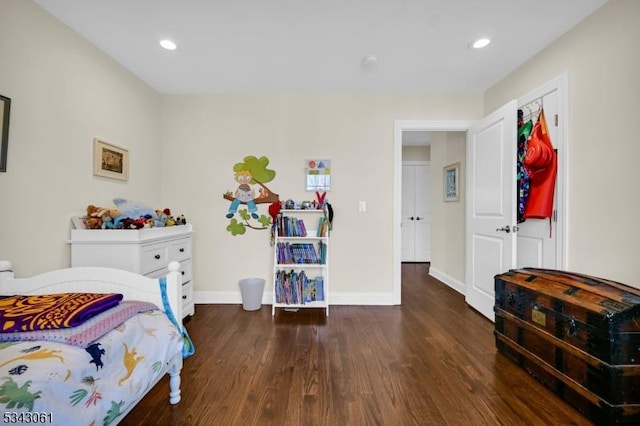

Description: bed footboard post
[0,261,14,288]
[168,356,183,404]
[166,261,183,322]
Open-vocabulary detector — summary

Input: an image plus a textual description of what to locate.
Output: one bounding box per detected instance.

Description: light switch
[358,201,367,212]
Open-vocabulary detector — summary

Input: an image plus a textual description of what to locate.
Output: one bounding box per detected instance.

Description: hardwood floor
[123,263,593,425]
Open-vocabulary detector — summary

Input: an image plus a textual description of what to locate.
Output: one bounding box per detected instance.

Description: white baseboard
[195,270,463,306]
[428,267,466,295]
[195,291,244,305]
[194,291,396,306]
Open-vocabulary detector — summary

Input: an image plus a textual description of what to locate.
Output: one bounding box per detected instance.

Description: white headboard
[0,260,183,321]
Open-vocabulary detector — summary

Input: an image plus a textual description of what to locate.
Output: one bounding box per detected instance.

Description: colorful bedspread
[0,293,123,332]
[0,310,183,425]
[0,301,157,347]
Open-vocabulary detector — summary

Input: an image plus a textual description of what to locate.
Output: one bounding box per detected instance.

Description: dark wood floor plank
[122,263,594,425]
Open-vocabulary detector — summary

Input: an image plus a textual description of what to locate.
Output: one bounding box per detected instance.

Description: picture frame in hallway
[0,95,11,172]
[443,162,460,202]
[93,138,129,181]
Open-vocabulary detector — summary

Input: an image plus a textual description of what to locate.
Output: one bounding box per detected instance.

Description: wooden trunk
[494,268,640,425]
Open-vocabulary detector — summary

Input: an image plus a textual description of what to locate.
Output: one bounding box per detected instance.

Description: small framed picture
[443,162,460,202]
[0,94,11,173]
[93,138,129,181]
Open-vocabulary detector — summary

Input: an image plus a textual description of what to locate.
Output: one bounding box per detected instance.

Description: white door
[465,100,517,321]
[402,163,431,262]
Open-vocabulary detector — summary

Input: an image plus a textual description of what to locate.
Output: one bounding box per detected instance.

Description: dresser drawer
[182,281,194,316]
[178,259,192,282]
[147,259,191,281]
[69,225,194,319]
[169,238,191,262]
[141,243,169,275]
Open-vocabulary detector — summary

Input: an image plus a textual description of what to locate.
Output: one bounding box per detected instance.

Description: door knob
[409,216,414,220]
[496,225,511,233]
[415,217,422,220]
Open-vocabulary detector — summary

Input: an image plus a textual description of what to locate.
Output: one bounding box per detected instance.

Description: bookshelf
[272,209,330,316]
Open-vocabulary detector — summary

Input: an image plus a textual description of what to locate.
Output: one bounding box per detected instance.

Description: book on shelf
[276,242,325,265]
[277,212,329,238]
[274,270,325,305]
[277,215,309,237]
[316,217,329,237]
[313,276,324,301]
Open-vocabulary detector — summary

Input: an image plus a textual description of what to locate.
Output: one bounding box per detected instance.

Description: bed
[0,260,185,426]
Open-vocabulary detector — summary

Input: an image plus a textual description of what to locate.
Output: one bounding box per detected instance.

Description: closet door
[465,79,565,322]
[402,163,431,262]
[517,87,561,269]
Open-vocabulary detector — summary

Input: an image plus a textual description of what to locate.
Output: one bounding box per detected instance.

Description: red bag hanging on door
[523,108,557,220]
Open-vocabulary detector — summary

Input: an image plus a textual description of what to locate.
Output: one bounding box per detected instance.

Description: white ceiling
[32,0,607,95]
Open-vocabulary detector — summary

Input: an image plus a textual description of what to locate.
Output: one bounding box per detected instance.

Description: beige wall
[485,0,640,287]
[402,146,430,161]
[160,95,482,302]
[429,132,466,289]
[0,1,161,276]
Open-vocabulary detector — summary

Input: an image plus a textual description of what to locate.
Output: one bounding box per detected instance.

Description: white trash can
[239,277,265,311]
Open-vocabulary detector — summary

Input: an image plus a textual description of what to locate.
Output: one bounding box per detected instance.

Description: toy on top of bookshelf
[282,199,322,211]
[275,196,333,237]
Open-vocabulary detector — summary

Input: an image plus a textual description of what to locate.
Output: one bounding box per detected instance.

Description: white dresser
[70,224,194,318]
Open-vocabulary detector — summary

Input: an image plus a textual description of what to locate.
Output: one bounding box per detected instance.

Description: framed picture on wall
[93,138,129,181]
[0,95,11,173]
[443,162,460,202]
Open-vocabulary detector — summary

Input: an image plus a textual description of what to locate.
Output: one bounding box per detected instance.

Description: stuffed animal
[101,208,122,229]
[84,205,106,229]
[268,201,281,223]
[132,218,146,229]
[176,214,187,225]
[115,217,138,229]
[165,216,176,227]
[113,198,158,223]
[154,209,169,227]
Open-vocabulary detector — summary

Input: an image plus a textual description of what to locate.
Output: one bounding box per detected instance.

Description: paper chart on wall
[305,159,331,191]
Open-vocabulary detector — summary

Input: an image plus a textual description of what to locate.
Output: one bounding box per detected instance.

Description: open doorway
[401,130,431,263]
[392,74,568,311]
[393,121,473,305]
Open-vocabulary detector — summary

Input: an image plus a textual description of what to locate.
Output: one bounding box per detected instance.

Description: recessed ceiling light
[160,39,177,50]
[361,54,378,68]
[471,38,491,49]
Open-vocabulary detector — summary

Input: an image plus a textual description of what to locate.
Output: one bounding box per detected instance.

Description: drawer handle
[567,317,578,337]
[182,295,187,300]
[154,254,161,260]
[179,248,185,253]
[181,271,185,275]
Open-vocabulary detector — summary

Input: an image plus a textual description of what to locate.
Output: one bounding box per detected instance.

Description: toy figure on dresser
[84,205,121,229]
[81,200,187,230]
[155,209,168,227]
[101,208,121,229]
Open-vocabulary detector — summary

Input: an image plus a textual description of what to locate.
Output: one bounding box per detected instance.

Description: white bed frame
[0,260,184,420]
